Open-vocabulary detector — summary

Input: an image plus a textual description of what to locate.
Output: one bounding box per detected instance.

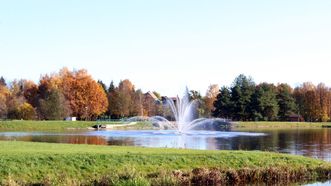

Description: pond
[2,128,331,185]
[1,128,331,162]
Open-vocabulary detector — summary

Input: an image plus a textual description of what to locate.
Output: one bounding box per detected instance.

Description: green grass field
[0,141,330,185]
[1,120,330,132]
[235,121,331,129]
[0,120,122,131]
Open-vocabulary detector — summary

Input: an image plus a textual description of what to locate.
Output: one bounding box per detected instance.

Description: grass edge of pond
[1,121,331,132]
[0,141,331,185]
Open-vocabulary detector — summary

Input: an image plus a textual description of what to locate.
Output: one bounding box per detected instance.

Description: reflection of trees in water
[212,136,272,151]
[29,135,109,145]
[66,136,108,145]
[1,129,331,160]
[215,129,331,161]
[294,129,331,160]
[106,137,135,146]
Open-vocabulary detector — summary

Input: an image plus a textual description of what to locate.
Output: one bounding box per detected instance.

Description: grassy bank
[1,120,330,131]
[0,120,97,131]
[0,120,152,131]
[0,141,330,185]
[235,121,331,129]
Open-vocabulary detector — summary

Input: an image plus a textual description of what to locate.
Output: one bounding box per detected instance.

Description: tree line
[0,68,169,120]
[0,69,330,122]
[0,68,108,120]
[212,74,331,122]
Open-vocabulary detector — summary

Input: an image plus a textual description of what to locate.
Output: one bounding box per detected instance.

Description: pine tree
[250,83,279,121]
[230,74,255,121]
[0,76,6,86]
[277,83,297,121]
[213,87,232,119]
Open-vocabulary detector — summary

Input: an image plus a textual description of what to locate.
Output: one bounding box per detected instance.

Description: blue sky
[0,1,331,96]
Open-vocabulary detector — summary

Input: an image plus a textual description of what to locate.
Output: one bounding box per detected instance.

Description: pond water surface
[1,128,331,161]
[1,128,331,185]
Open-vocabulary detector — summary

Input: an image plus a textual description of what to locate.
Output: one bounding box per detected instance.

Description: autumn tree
[16,103,36,120]
[294,82,319,122]
[97,80,108,94]
[131,89,144,116]
[116,79,134,117]
[0,84,9,119]
[23,81,39,108]
[6,80,28,119]
[316,83,330,122]
[108,87,121,118]
[204,84,219,117]
[58,69,108,120]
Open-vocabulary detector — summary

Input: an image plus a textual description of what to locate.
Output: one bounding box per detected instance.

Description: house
[288,114,304,122]
[161,96,177,105]
[144,91,161,104]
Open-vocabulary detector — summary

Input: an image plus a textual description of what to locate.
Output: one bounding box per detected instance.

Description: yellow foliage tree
[17,103,36,120]
[59,68,108,120]
[0,85,9,118]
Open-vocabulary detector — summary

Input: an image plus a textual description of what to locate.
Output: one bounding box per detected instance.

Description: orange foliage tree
[0,84,9,118]
[58,68,108,120]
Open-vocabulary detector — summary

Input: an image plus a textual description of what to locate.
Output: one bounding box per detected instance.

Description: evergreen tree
[108,81,115,93]
[108,88,121,118]
[38,89,71,120]
[0,76,6,86]
[189,90,202,101]
[276,83,297,121]
[230,74,255,121]
[250,83,279,121]
[213,87,232,119]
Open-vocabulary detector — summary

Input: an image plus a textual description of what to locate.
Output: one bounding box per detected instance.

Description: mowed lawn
[235,121,331,129]
[0,120,114,131]
[0,120,330,131]
[0,141,331,185]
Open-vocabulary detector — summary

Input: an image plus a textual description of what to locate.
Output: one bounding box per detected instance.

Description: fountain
[87,88,265,150]
[148,88,230,133]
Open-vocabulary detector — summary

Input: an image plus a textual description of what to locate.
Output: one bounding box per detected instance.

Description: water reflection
[0,132,109,145]
[0,129,331,161]
[231,129,331,161]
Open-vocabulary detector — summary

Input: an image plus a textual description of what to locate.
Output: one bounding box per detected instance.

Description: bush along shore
[0,141,331,185]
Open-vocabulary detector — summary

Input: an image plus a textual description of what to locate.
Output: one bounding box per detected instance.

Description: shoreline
[1,120,331,131]
[0,141,330,185]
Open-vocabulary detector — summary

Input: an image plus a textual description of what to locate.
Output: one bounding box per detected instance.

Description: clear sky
[0,0,331,96]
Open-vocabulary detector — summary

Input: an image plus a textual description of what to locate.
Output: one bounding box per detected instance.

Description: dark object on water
[322,125,331,128]
[92,124,107,129]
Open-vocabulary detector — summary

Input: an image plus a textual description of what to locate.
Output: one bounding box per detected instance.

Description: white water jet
[148,88,230,133]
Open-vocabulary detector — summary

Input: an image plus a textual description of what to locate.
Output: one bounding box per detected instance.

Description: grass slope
[0,120,151,131]
[0,141,330,185]
[235,121,331,129]
[0,120,109,131]
[1,120,330,131]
